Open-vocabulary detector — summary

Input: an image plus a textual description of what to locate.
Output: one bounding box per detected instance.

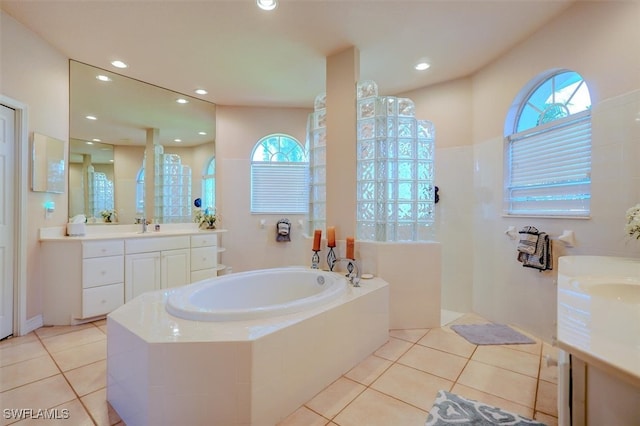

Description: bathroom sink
[571,277,640,303]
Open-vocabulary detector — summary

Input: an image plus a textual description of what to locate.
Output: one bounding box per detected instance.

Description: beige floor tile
[41,327,105,354]
[0,340,48,368]
[92,319,107,327]
[418,327,477,358]
[277,406,329,426]
[81,388,122,426]
[472,345,540,378]
[534,411,558,425]
[389,328,429,343]
[344,355,392,386]
[0,333,37,350]
[98,325,107,334]
[0,375,76,425]
[34,324,93,339]
[451,383,534,418]
[373,337,413,361]
[535,379,558,417]
[305,377,365,419]
[0,355,59,392]
[371,363,453,411]
[64,360,107,397]
[398,344,468,381]
[13,398,94,426]
[539,343,559,384]
[457,360,537,408]
[333,388,427,426]
[50,339,107,372]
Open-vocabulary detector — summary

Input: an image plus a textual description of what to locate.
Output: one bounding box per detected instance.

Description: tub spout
[333,258,360,287]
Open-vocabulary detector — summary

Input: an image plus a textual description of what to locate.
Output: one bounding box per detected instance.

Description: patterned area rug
[426,390,546,425]
[450,323,535,345]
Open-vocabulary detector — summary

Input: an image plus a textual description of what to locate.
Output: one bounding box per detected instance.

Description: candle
[327,226,336,248]
[312,229,322,251]
[346,237,355,259]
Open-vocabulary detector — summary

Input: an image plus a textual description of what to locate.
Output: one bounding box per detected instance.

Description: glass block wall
[307,93,327,233]
[87,165,114,218]
[356,80,435,241]
[307,80,435,241]
[149,145,192,224]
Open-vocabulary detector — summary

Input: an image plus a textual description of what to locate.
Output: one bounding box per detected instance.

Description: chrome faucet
[332,258,361,287]
[141,219,147,233]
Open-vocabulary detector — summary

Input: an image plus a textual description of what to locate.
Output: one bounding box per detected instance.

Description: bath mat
[450,323,535,345]
[426,390,546,425]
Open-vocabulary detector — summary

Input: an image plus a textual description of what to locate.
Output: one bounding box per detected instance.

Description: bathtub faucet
[333,258,361,287]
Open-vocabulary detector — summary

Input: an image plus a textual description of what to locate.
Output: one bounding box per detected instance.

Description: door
[0,104,15,339]
[124,252,160,301]
[161,248,190,289]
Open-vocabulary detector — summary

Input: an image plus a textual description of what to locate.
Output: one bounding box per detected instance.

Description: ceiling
[1,0,576,109]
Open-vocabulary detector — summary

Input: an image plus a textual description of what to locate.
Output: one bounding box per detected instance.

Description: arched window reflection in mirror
[202,156,215,211]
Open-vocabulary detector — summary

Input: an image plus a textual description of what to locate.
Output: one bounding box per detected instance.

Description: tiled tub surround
[557,255,640,425]
[107,276,389,426]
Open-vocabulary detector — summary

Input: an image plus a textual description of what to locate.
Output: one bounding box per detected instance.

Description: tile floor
[0,313,558,426]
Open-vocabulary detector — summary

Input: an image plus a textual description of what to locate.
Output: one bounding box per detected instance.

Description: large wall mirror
[69,60,216,224]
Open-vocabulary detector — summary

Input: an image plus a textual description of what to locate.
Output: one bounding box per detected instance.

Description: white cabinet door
[161,248,190,289]
[125,252,161,301]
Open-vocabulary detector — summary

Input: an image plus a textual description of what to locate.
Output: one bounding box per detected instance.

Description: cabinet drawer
[126,236,190,254]
[190,246,217,271]
[191,234,218,248]
[82,240,124,258]
[83,256,124,288]
[190,268,217,283]
[82,282,123,318]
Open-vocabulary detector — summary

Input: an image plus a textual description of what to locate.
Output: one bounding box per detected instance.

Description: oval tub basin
[166,267,348,321]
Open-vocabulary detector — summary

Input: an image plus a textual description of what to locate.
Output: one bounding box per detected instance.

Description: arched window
[504,70,592,217]
[136,167,144,215]
[250,134,308,213]
[201,156,215,211]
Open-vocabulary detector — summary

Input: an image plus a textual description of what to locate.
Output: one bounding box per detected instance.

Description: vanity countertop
[40,224,226,242]
[557,255,640,388]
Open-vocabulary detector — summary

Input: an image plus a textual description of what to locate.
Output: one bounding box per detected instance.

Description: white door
[0,104,15,339]
[124,252,160,301]
[161,248,190,289]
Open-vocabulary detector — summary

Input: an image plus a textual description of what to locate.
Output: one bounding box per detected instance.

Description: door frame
[1,95,29,337]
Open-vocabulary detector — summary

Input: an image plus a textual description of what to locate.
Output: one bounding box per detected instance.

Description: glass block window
[505,70,592,217]
[202,156,215,211]
[250,134,309,214]
[307,93,327,232]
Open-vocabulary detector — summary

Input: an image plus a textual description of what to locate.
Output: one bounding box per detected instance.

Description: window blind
[506,110,591,216]
[251,163,309,213]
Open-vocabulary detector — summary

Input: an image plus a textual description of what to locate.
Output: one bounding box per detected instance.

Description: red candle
[346,237,355,259]
[327,226,336,248]
[312,229,322,251]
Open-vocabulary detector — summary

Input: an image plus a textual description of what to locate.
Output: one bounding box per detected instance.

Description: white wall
[1,11,69,319]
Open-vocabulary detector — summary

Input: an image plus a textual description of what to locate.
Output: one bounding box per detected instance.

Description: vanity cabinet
[124,236,190,302]
[189,234,218,282]
[42,239,125,325]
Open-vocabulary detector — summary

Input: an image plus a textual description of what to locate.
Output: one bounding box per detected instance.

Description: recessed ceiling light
[257,0,277,11]
[415,61,431,71]
[86,141,94,145]
[174,139,182,143]
[176,98,189,104]
[195,89,208,95]
[109,159,114,163]
[198,131,207,136]
[111,60,128,69]
[92,138,101,142]
[96,75,112,82]
[86,115,97,120]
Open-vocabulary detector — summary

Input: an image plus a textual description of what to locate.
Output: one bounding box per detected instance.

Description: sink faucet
[137,217,148,233]
[332,258,361,287]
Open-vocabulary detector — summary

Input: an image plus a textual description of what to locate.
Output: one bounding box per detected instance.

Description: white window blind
[506,110,591,216]
[251,163,309,213]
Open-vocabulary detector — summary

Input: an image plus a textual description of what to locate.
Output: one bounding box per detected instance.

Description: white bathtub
[166,267,347,321]
[107,267,389,426]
